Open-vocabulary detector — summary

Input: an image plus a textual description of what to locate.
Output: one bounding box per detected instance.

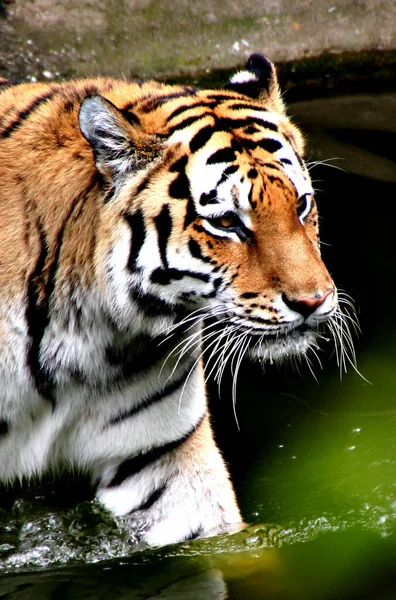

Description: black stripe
[167,114,209,136]
[134,173,152,196]
[26,218,53,403]
[169,172,191,200]
[169,155,188,173]
[106,413,205,488]
[241,292,259,299]
[103,184,117,203]
[165,100,218,123]
[108,360,195,426]
[184,196,198,229]
[106,328,187,379]
[0,420,8,435]
[25,180,94,402]
[188,237,211,262]
[218,116,278,132]
[248,186,256,209]
[124,210,146,272]
[206,147,236,165]
[267,174,284,185]
[0,90,55,138]
[283,134,304,167]
[154,204,172,271]
[166,103,199,123]
[184,526,204,541]
[130,289,188,318]
[133,483,168,512]
[205,93,242,102]
[280,158,292,165]
[261,162,282,170]
[200,190,218,206]
[258,138,284,153]
[140,90,197,113]
[151,267,210,285]
[169,155,191,200]
[227,102,268,112]
[119,109,140,127]
[120,99,138,112]
[217,164,239,186]
[245,138,283,153]
[189,125,214,153]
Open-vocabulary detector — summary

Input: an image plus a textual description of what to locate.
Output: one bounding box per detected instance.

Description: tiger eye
[296,194,310,218]
[219,215,234,228]
[296,196,306,211]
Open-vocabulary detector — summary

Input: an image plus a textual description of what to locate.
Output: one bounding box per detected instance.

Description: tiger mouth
[231,321,312,341]
[245,322,320,362]
[256,323,315,342]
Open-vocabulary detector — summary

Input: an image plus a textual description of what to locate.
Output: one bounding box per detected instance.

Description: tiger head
[79,54,338,364]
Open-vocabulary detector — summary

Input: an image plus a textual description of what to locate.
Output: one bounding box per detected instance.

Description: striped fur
[0,54,337,547]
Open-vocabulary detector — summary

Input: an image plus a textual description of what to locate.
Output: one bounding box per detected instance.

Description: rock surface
[0,0,395,83]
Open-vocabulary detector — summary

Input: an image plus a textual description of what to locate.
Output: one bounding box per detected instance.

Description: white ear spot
[228,70,259,85]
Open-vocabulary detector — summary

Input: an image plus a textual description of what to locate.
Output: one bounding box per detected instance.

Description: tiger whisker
[176,325,235,413]
[204,325,237,383]
[306,157,346,173]
[163,323,228,383]
[159,308,230,379]
[231,333,251,426]
[161,304,226,340]
[304,351,319,383]
[211,326,247,384]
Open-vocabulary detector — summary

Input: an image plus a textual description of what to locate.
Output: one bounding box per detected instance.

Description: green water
[0,94,395,598]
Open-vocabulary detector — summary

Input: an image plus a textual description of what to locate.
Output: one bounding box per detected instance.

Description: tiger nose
[282,289,333,319]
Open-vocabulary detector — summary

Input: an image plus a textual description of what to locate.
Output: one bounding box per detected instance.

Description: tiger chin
[0,54,339,548]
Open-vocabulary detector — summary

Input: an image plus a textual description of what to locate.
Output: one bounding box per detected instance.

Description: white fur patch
[229,70,259,84]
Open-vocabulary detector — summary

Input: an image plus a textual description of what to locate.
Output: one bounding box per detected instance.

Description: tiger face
[79,54,336,366]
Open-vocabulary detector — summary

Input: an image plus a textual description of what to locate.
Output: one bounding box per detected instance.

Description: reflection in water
[0,94,395,598]
[0,529,394,599]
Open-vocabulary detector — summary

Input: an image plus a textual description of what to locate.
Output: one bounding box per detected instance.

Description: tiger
[0,54,341,547]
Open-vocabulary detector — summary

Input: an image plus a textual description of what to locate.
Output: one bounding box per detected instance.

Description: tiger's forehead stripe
[165,103,279,136]
[136,88,197,114]
[166,113,211,137]
[161,95,309,219]
[165,100,219,124]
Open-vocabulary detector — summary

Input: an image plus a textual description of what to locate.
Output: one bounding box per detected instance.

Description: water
[0,93,395,598]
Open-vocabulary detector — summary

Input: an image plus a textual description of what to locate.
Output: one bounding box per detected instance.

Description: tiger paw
[121,491,241,547]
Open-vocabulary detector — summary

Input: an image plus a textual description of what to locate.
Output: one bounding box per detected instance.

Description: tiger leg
[95,413,242,546]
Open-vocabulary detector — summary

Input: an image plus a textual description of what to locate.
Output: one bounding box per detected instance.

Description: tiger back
[0,55,339,547]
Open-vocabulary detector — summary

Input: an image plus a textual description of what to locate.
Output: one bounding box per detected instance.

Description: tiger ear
[225,53,285,114]
[79,95,144,182]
